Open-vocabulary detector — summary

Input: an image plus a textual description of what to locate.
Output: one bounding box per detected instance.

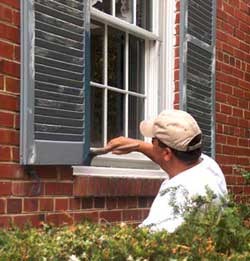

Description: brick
[0,59,20,77]
[14,45,20,61]
[0,129,19,145]
[233,107,243,117]
[13,10,20,27]
[127,197,137,208]
[216,134,227,144]
[69,198,81,210]
[0,199,5,213]
[59,166,73,180]
[122,209,142,222]
[0,111,14,127]
[12,182,44,196]
[228,116,239,126]
[223,2,235,16]
[100,210,122,223]
[0,5,12,23]
[220,104,232,114]
[93,197,105,208]
[45,182,73,196]
[12,146,19,162]
[0,23,19,44]
[227,96,238,106]
[0,40,14,59]
[0,0,20,9]
[14,113,19,129]
[7,198,22,213]
[0,164,25,179]
[55,198,68,211]
[141,209,150,220]
[0,75,3,89]
[46,213,73,226]
[0,182,12,196]
[226,136,238,146]
[73,211,98,223]
[35,166,58,179]
[24,198,38,212]
[5,77,20,94]
[40,198,54,212]
[0,93,19,111]
[82,197,93,209]
[106,197,117,210]
[0,216,11,228]
[13,214,45,228]
[0,146,11,161]
[138,197,148,208]
[117,198,128,209]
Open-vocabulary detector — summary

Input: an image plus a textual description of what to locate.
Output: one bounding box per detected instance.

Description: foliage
[0,197,249,260]
[233,166,250,184]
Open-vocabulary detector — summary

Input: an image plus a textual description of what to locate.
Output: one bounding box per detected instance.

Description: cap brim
[140,120,154,137]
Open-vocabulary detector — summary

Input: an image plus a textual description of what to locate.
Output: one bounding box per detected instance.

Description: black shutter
[20,0,90,164]
[179,0,216,157]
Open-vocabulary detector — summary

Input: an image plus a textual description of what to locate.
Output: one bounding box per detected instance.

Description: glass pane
[129,35,145,93]
[116,0,133,23]
[91,21,104,84]
[108,91,124,140]
[90,87,104,147]
[136,0,152,31]
[128,96,144,139]
[91,0,112,15]
[108,27,125,89]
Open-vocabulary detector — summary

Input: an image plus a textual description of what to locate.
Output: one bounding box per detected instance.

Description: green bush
[0,197,249,261]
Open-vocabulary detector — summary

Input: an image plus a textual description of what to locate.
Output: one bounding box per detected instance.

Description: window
[88,0,173,170]
[20,0,216,168]
[90,0,154,148]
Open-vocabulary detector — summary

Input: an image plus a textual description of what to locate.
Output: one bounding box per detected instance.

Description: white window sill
[73,166,167,179]
[73,152,167,179]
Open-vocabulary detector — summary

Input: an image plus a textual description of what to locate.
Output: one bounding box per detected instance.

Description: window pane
[91,21,104,83]
[91,87,104,147]
[129,35,145,93]
[116,0,133,23]
[128,96,144,139]
[92,0,112,15]
[108,27,125,89]
[136,0,152,31]
[108,91,124,140]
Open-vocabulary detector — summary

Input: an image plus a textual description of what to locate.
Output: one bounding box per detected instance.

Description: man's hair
[157,134,202,165]
[170,134,202,165]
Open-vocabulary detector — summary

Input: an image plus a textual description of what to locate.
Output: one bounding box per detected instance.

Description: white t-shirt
[140,154,228,233]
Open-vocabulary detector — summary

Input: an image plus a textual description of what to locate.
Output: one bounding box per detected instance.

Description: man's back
[141,154,228,232]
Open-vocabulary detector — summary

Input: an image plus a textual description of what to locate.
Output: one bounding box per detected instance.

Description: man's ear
[163,147,172,161]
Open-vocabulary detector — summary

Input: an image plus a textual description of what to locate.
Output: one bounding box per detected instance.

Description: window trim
[74,0,176,177]
[91,8,160,41]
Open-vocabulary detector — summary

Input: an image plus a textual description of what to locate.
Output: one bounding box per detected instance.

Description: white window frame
[73,0,175,178]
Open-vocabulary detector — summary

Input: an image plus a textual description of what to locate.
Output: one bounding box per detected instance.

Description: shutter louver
[180,0,216,157]
[21,0,90,164]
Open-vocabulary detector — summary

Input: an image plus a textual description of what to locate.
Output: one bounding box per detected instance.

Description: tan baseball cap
[140,110,202,151]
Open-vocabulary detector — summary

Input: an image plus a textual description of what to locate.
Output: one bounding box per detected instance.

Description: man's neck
[164,157,202,179]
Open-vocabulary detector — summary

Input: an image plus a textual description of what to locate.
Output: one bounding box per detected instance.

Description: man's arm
[105,136,158,163]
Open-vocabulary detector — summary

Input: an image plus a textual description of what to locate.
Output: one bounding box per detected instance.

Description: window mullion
[133,0,137,25]
[112,0,115,16]
[124,32,129,137]
[103,24,108,145]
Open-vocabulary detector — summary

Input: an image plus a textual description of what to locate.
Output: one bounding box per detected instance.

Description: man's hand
[105,136,141,154]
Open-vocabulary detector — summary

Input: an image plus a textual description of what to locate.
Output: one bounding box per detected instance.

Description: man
[105,110,228,232]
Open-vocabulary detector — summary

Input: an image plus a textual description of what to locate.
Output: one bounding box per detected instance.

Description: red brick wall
[0,0,159,228]
[216,0,250,202]
[0,0,249,228]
